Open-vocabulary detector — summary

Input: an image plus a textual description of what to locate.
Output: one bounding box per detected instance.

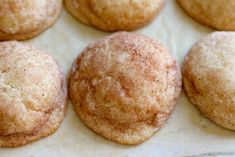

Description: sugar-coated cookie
[0,0,62,41]
[182,32,235,130]
[65,0,166,31]
[177,0,235,30]
[0,41,67,147]
[69,32,181,144]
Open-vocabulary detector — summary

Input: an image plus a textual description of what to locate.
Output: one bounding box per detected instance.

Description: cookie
[0,41,67,147]
[64,0,166,31]
[182,32,235,130]
[177,0,235,30]
[0,0,62,41]
[69,32,182,144]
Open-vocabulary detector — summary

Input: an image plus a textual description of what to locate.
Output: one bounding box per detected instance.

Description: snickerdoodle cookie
[177,0,235,30]
[69,32,181,144]
[64,0,166,31]
[182,32,235,130]
[0,41,67,147]
[0,0,62,41]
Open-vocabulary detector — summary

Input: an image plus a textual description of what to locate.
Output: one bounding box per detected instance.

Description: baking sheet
[1,0,235,157]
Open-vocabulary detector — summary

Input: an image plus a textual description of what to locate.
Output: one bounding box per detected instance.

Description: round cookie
[182,32,235,130]
[69,32,181,144]
[0,0,62,41]
[0,41,67,147]
[177,0,235,30]
[64,0,166,31]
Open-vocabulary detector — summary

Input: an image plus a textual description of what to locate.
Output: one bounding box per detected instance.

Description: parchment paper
[1,0,235,157]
